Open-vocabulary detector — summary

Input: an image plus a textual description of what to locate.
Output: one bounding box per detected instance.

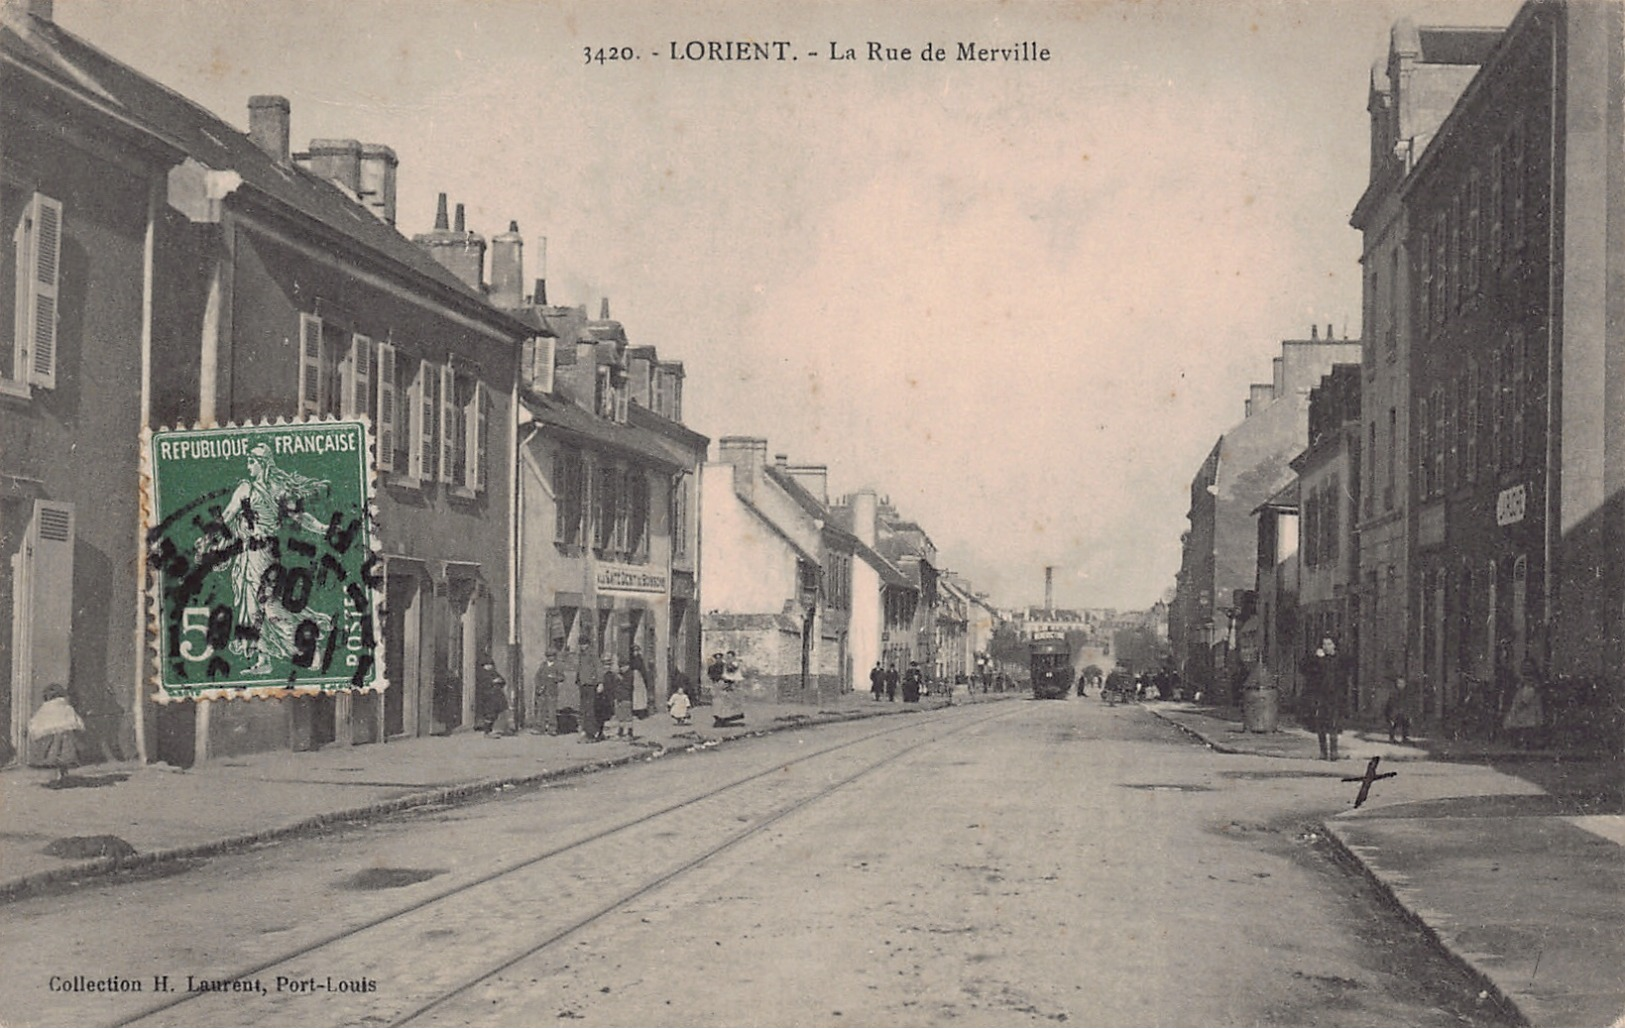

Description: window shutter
[375,342,396,473]
[9,500,74,748]
[18,194,62,389]
[440,363,457,484]
[468,381,488,492]
[420,360,439,482]
[534,336,556,394]
[298,313,323,415]
[346,334,372,420]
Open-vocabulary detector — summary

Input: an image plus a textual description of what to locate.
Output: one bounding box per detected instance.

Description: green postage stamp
[145,420,383,699]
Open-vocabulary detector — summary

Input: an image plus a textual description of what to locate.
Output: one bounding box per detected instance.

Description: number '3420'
[584,46,635,64]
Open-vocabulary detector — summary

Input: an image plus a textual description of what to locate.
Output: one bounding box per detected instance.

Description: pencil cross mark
[1342,756,1397,809]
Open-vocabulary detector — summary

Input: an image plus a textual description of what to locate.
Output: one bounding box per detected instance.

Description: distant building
[700,439,854,703]
[830,490,919,681]
[1172,331,1362,698]
[1253,482,1301,698]
[1291,364,1363,707]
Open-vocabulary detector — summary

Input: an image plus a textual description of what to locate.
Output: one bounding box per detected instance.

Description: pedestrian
[592,678,615,741]
[903,662,922,703]
[28,683,84,784]
[474,659,509,735]
[667,686,692,725]
[532,646,564,735]
[578,640,605,743]
[885,664,899,702]
[629,644,652,720]
[713,651,745,727]
[707,651,726,699]
[1383,676,1413,744]
[869,662,884,701]
[609,657,636,739]
[1301,637,1346,761]
[1502,658,1545,750]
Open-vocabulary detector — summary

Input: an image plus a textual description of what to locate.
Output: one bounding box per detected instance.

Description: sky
[56,0,1523,611]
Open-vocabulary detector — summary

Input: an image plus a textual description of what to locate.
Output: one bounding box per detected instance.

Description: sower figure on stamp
[197,443,334,676]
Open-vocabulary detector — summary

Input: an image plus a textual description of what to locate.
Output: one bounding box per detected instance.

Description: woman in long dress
[713,652,745,727]
[28,683,84,783]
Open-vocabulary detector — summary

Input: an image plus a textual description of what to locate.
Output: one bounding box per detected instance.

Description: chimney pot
[600,297,611,320]
[533,277,548,306]
[434,193,449,231]
[247,95,291,163]
[1311,324,1319,340]
[454,203,466,234]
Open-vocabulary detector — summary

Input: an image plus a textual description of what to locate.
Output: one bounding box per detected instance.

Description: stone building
[1,1,534,765]
[1401,0,1624,740]
[1172,332,1361,697]
[1352,17,1500,721]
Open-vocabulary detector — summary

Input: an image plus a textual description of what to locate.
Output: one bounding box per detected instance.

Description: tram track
[108,703,1014,1028]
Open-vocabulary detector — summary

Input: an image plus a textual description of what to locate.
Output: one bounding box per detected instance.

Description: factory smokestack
[1045,566,1054,616]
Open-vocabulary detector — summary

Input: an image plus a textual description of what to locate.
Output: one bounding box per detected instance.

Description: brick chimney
[358,144,398,225]
[850,489,878,547]
[296,138,362,193]
[717,437,768,504]
[247,96,290,164]
[413,194,486,293]
[787,464,829,505]
[490,221,524,309]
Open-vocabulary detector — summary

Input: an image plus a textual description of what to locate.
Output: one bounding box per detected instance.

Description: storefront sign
[1496,484,1527,526]
[595,562,668,594]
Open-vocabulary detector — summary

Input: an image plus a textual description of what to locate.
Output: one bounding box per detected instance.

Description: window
[1432,212,1448,327]
[1432,386,1445,498]
[672,471,690,559]
[1506,120,1525,261]
[1386,407,1397,510]
[410,358,439,482]
[5,190,60,395]
[1417,227,1432,329]
[1488,346,1503,472]
[593,462,619,552]
[1449,193,1462,313]
[1444,380,1457,491]
[553,448,586,546]
[1465,360,1479,483]
[375,341,397,473]
[627,468,650,561]
[1465,170,1480,296]
[668,377,682,422]
[1365,421,1377,518]
[1417,397,1431,499]
[1488,143,1504,269]
[1385,248,1398,360]
[596,366,614,419]
[1511,330,1527,468]
[1325,476,1339,567]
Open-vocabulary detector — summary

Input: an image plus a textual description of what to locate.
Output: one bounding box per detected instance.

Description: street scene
[1,0,1623,1025]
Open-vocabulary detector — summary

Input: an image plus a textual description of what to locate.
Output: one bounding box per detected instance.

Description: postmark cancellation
[143,419,384,701]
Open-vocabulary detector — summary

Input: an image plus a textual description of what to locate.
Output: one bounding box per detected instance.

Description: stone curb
[1317,820,1531,1028]
[1146,706,1244,755]
[0,698,998,904]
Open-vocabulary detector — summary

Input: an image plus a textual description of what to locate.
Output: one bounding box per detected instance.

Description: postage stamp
[144,420,383,699]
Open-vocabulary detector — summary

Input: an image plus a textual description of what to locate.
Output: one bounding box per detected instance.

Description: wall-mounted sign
[595,563,668,594]
[1497,484,1527,526]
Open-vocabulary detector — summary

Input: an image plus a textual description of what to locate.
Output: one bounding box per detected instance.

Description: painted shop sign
[595,562,668,594]
[1496,484,1527,527]
[145,420,382,700]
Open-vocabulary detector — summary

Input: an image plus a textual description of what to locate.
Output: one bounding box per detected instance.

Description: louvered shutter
[298,314,323,415]
[346,334,372,420]
[9,500,74,750]
[440,363,457,484]
[22,194,61,386]
[467,381,488,492]
[375,341,397,473]
[418,359,437,482]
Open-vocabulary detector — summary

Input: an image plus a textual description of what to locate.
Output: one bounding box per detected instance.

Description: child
[28,684,84,783]
[667,687,692,725]
[1383,677,1413,744]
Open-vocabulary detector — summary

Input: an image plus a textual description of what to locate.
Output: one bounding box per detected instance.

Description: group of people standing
[1301,635,1550,759]
[868,662,925,703]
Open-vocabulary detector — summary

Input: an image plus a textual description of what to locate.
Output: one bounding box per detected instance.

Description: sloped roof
[1,10,528,338]
[523,393,683,471]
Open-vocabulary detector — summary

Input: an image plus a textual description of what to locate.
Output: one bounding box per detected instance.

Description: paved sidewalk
[1149,700,1625,1028]
[0,690,1004,902]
